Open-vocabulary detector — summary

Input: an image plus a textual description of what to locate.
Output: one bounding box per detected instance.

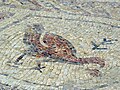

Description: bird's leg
[14,46,37,65]
[14,53,26,65]
[34,60,45,73]
[31,53,46,72]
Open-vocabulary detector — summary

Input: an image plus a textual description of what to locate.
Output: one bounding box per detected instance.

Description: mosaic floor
[0,0,120,90]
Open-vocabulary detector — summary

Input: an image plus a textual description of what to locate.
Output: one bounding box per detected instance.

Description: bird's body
[24,32,77,61]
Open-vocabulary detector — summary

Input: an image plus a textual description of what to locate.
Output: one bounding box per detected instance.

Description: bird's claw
[30,64,45,73]
[34,66,45,73]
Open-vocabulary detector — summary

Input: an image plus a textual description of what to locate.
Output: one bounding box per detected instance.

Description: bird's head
[26,23,45,34]
[32,23,45,34]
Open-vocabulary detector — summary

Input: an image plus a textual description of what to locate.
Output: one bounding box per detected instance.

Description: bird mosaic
[14,23,105,77]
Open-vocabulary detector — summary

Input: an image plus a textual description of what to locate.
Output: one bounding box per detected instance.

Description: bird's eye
[43,40,47,43]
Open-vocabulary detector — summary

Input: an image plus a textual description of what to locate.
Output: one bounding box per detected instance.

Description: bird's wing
[54,34,77,55]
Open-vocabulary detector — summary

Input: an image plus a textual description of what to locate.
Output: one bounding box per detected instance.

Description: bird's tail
[69,57,105,68]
